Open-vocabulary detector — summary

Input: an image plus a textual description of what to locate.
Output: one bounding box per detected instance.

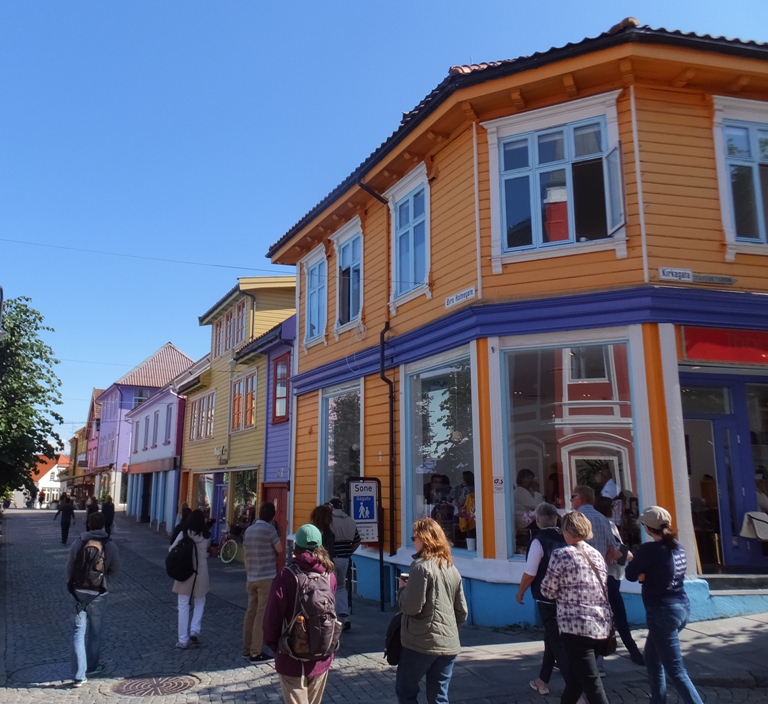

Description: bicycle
[218,521,243,564]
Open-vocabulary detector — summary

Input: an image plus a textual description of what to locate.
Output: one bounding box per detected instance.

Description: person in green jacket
[396,517,468,704]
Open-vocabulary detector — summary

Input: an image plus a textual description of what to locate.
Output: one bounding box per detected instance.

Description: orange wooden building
[268,20,768,624]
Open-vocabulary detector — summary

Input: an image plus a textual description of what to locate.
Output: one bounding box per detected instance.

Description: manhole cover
[10,662,70,684]
[112,675,198,696]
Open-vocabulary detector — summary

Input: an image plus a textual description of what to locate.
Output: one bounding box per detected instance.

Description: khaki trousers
[242,578,273,656]
[278,671,329,704]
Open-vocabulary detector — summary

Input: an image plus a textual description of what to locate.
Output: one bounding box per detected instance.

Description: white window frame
[300,245,328,349]
[317,380,363,505]
[713,96,768,261]
[164,402,173,444]
[235,300,247,345]
[230,376,245,432]
[132,421,140,453]
[385,163,432,313]
[189,390,216,441]
[483,90,626,273]
[330,216,364,336]
[243,371,257,429]
[152,410,160,447]
[143,416,150,451]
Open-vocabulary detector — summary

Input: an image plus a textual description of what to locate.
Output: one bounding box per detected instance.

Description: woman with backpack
[169,509,210,649]
[396,517,468,704]
[263,523,340,704]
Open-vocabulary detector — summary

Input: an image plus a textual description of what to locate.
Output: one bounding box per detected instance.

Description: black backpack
[384,612,402,666]
[166,531,197,582]
[278,564,342,662]
[69,537,108,594]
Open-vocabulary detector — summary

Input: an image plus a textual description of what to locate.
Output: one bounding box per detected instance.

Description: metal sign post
[347,477,385,611]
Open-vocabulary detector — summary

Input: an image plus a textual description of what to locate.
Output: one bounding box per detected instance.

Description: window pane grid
[724,120,768,243]
[500,118,610,251]
[395,187,427,296]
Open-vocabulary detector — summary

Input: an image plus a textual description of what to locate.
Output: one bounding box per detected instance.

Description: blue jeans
[71,593,108,681]
[396,646,457,704]
[645,603,704,704]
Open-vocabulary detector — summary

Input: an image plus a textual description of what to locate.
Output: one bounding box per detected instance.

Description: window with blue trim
[500,118,623,252]
[724,120,768,243]
[395,186,427,297]
[305,258,326,341]
[338,234,361,326]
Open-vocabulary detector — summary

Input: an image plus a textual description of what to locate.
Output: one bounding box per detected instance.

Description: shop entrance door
[682,380,768,571]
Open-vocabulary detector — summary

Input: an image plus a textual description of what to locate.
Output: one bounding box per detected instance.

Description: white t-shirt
[601,478,619,499]
[523,538,544,577]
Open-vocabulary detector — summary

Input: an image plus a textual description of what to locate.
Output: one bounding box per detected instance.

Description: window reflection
[408,357,476,551]
[503,343,638,554]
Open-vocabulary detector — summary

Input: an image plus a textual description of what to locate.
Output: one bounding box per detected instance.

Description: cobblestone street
[2,510,768,703]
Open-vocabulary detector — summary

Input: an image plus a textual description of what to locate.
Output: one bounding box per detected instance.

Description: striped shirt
[243,520,279,582]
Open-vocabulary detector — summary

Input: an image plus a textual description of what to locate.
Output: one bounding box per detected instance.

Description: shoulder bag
[578,544,617,657]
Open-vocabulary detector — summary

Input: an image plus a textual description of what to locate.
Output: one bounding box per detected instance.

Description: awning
[128,456,178,475]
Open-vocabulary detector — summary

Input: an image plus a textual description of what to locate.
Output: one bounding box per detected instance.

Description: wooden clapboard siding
[252,289,295,337]
[180,368,218,471]
[292,391,320,526]
[228,356,267,469]
[632,86,768,290]
[362,371,402,547]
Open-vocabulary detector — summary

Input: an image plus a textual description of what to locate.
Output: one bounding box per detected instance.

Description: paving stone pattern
[1,510,767,703]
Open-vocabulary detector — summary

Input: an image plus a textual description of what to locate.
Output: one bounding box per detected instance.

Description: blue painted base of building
[353,554,768,626]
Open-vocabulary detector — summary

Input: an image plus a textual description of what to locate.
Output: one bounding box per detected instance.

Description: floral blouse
[540,542,613,640]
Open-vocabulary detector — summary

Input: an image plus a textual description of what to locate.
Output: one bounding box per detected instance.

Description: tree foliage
[0,297,63,495]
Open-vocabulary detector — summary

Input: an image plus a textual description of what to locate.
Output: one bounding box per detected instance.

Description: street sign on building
[349,478,379,542]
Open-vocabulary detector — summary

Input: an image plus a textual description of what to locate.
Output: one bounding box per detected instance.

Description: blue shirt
[625,540,689,608]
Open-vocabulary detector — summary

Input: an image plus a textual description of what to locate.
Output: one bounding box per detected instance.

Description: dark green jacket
[398,554,468,655]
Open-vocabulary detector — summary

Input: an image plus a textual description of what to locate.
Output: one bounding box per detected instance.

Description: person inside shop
[515,469,543,550]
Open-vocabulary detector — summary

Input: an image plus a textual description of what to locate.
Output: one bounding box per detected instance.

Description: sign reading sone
[350,479,378,524]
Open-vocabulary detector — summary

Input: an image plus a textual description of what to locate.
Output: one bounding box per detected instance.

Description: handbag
[384,612,403,666]
[578,544,617,657]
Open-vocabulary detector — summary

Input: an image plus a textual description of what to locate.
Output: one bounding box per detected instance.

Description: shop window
[502,342,637,555]
[406,354,476,552]
[232,469,258,529]
[195,473,214,519]
[321,384,361,504]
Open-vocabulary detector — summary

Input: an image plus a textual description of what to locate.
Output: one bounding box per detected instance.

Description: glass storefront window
[407,356,476,551]
[746,384,768,513]
[321,385,361,504]
[503,342,638,555]
[681,386,731,415]
[232,470,258,529]
[195,473,214,519]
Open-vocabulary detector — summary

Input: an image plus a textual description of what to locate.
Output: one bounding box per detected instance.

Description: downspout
[360,177,397,558]
[115,386,124,504]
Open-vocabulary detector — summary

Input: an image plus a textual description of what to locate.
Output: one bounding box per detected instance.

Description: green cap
[295,523,323,549]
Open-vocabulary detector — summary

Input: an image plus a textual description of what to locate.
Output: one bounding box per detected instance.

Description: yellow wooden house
[268,20,768,624]
[178,276,295,544]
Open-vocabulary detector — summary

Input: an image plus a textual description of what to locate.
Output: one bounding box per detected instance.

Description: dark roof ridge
[267,20,768,259]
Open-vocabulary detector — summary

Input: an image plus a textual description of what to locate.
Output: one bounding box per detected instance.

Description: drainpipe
[379,321,396,556]
[362,177,396,558]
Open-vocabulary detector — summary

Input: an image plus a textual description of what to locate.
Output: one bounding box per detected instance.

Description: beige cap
[640,506,672,531]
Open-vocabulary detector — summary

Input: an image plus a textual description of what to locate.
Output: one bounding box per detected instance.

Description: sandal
[529,679,550,696]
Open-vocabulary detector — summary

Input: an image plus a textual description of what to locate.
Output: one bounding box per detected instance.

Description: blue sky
[1,1,766,444]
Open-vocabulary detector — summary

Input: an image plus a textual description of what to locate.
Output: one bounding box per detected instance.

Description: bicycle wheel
[219,538,238,563]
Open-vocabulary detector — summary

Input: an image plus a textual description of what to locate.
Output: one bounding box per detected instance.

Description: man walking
[66,511,120,687]
[571,485,644,666]
[242,501,283,662]
[328,497,360,631]
[54,494,76,544]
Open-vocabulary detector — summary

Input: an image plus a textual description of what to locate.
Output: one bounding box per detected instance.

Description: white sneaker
[175,641,189,649]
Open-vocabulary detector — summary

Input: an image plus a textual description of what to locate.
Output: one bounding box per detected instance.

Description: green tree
[0,297,63,495]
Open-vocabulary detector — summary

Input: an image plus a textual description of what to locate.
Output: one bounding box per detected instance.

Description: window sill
[725,241,768,262]
[491,230,627,273]
[272,416,289,426]
[333,318,362,339]
[302,334,327,353]
[162,441,171,446]
[389,283,431,314]
[150,444,157,449]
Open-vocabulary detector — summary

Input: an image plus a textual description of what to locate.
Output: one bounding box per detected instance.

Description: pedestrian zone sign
[349,478,378,542]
